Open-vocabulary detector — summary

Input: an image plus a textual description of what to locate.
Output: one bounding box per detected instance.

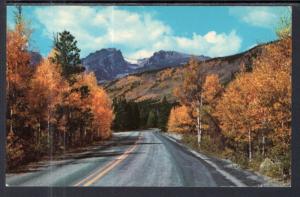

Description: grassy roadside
[178,133,290,186]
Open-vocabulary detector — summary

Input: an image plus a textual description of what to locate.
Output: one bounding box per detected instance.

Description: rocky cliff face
[81,48,134,81]
[141,50,209,70]
[82,49,210,81]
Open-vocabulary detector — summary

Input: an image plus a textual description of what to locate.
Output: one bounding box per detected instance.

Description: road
[6,129,274,187]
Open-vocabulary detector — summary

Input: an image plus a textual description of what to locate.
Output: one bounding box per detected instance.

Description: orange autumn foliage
[167,105,193,133]
[215,38,291,160]
[6,22,34,167]
[30,58,67,117]
[174,58,205,106]
[202,74,223,105]
[6,23,32,86]
[75,73,113,139]
[214,73,259,142]
[6,19,114,168]
[28,57,69,148]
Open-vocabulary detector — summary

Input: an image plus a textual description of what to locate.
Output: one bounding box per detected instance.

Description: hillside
[104,40,279,102]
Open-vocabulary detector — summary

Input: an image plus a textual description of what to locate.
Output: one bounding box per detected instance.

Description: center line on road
[74,134,141,187]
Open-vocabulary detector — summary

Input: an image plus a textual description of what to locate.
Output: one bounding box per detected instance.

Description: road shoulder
[161,132,284,187]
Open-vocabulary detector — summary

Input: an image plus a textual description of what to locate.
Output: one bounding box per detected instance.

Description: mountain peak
[143,50,209,69]
[154,50,179,56]
[82,48,210,81]
[82,48,130,81]
[101,48,120,52]
[84,48,122,58]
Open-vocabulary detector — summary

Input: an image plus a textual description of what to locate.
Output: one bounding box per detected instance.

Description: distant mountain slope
[136,50,209,72]
[104,40,279,102]
[82,49,209,81]
[82,48,134,81]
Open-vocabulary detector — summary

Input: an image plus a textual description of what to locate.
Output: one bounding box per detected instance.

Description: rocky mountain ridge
[81,48,209,81]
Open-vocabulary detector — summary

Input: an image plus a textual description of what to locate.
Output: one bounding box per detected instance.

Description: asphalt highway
[6,129,274,187]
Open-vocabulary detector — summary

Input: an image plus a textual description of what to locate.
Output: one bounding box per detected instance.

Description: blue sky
[7,6,290,60]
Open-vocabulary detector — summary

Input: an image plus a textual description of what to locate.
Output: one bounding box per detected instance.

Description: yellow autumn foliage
[167,105,193,133]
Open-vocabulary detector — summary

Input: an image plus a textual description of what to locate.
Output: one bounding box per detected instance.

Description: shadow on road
[10,132,159,174]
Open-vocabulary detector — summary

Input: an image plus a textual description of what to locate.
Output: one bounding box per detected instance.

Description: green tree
[51,31,85,82]
[130,102,140,130]
[112,97,128,131]
[157,96,172,132]
[147,110,157,128]
[138,100,153,128]
[13,6,23,26]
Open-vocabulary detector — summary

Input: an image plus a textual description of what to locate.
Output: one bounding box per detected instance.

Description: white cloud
[229,6,290,28]
[35,6,242,59]
[128,30,241,59]
[242,9,276,27]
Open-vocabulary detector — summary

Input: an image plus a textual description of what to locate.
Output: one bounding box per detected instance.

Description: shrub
[259,158,283,178]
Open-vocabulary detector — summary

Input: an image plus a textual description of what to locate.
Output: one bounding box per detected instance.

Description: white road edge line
[162,133,247,187]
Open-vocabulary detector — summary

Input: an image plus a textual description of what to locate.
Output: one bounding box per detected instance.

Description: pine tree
[130,102,140,129]
[147,110,157,128]
[158,96,172,132]
[51,31,85,82]
[13,6,23,26]
[112,97,129,131]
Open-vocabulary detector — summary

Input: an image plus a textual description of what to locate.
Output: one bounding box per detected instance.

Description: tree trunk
[38,121,41,146]
[80,126,84,145]
[47,109,52,156]
[10,108,13,134]
[63,130,66,150]
[196,107,201,145]
[262,119,266,158]
[196,95,203,146]
[262,135,265,157]
[68,110,71,147]
[248,129,252,162]
[199,95,203,145]
[68,133,72,147]
[47,110,50,144]
[8,74,12,136]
